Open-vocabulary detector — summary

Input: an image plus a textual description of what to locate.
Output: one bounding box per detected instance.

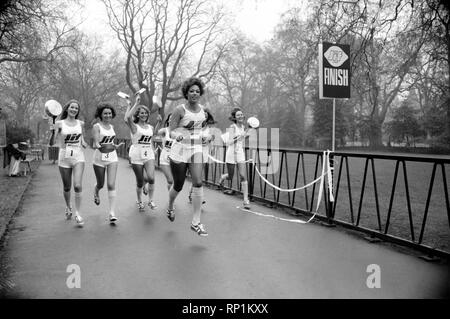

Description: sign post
[318,41,351,223]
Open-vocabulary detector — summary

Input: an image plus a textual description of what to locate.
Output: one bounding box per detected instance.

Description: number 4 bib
[141,145,152,159]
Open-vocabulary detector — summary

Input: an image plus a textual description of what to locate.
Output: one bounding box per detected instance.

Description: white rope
[236,151,332,224]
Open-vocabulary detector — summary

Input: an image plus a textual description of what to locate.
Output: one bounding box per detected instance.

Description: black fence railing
[116,139,450,259]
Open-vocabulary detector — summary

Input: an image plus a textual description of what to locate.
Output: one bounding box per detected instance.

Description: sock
[168,187,179,210]
[63,190,71,209]
[108,190,116,215]
[136,186,143,203]
[74,191,82,215]
[191,186,203,225]
[241,181,249,202]
[147,183,155,201]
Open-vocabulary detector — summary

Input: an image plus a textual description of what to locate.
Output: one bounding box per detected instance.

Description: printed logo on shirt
[138,135,152,144]
[65,134,81,144]
[100,135,115,144]
[183,119,206,130]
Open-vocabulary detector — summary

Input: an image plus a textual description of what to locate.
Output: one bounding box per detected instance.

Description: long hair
[60,99,81,120]
[133,105,151,124]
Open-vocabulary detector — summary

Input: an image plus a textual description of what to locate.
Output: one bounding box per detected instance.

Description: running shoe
[148,200,157,210]
[243,200,251,209]
[75,215,84,227]
[137,201,145,211]
[191,223,208,236]
[65,207,73,220]
[94,192,100,206]
[109,214,117,223]
[166,208,175,222]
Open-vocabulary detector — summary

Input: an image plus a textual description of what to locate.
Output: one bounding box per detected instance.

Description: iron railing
[116,139,450,259]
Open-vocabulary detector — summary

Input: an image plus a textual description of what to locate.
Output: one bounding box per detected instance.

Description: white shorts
[225,147,246,164]
[58,146,85,168]
[169,142,203,164]
[129,144,155,165]
[93,149,118,167]
[159,148,171,166]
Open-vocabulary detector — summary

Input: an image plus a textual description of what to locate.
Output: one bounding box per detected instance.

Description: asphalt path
[0,148,448,298]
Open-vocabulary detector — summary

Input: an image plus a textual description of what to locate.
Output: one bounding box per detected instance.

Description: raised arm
[124,96,140,133]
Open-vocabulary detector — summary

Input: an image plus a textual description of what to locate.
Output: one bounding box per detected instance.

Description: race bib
[65,145,81,159]
[141,145,153,159]
[101,151,118,162]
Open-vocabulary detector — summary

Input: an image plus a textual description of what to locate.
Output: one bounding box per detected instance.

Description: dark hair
[164,113,172,127]
[95,102,116,120]
[60,99,81,120]
[181,77,205,99]
[229,107,243,123]
[133,105,151,124]
[205,109,216,125]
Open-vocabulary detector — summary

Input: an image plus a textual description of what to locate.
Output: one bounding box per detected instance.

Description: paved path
[0,148,448,298]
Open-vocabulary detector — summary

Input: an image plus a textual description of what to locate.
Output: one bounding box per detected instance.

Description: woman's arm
[168,106,185,142]
[92,123,101,149]
[80,121,88,148]
[124,96,140,134]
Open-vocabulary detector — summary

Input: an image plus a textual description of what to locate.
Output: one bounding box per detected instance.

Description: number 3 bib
[101,151,118,162]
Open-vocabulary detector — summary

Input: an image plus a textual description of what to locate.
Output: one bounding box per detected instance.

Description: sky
[75,0,305,45]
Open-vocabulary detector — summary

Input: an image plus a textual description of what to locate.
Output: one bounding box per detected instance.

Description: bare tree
[0,0,79,65]
[103,0,229,119]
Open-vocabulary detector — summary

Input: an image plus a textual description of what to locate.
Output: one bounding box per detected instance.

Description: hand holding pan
[44,100,62,146]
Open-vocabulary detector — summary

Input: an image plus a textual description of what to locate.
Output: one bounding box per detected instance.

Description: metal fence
[116,139,450,259]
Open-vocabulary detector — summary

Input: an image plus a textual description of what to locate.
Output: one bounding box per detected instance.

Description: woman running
[188,109,216,204]
[218,107,251,209]
[156,113,174,191]
[124,95,161,211]
[166,77,213,236]
[54,99,88,226]
[92,102,124,223]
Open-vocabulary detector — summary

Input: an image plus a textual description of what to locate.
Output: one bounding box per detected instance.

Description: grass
[0,151,41,243]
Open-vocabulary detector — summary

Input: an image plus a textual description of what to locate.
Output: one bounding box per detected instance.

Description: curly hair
[60,99,81,120]
[229,107,243,123]
[133,105,151,124]
[181,77,205,100]
[95,102,116,120]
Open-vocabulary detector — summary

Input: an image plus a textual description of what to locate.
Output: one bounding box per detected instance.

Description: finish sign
[319,42,351,99]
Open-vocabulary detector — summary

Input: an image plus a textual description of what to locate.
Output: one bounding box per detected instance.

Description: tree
[0,0,79,65]
[385,103,422,146]
[103,0,229,120]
